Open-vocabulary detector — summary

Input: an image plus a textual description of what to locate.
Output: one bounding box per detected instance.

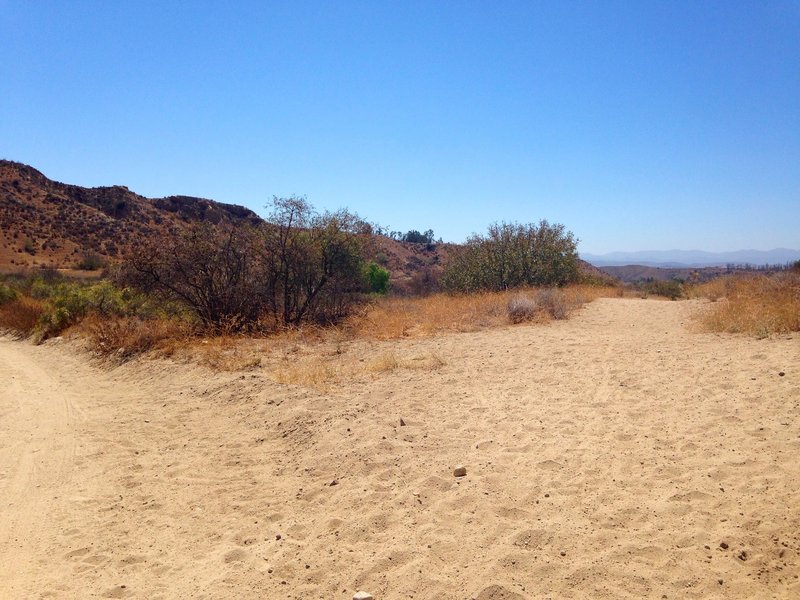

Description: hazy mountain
[581,249,800,268]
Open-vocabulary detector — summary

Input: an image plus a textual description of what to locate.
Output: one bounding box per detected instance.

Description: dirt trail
[1,298,798,599]
[0,339,85,596]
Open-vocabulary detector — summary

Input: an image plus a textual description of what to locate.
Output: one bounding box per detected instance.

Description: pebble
[453,466,467,477]
[719,542,728,549]
[353,592,374,600]
[400,417,407,426]
[778,372,785,377]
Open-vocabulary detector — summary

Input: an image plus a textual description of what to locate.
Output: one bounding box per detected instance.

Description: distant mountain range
[581,249,800,268]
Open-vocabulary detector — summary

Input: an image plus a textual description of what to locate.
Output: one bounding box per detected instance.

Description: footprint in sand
[475,584,526,600]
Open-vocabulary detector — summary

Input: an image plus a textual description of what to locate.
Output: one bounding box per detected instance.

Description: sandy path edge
[0,337,84,596]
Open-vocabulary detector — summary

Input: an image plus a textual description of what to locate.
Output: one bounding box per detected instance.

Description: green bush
[363,262,390,294]
[30,280,157,340]
[0,283,17,305]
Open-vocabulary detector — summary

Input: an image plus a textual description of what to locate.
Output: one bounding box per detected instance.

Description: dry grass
[271,350,446,392]
[81,315,192,361]
[695,273,800,337]
[0,297,45,337]
[348,285,619,340]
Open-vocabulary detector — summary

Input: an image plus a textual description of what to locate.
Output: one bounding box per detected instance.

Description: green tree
[441,220,579,292]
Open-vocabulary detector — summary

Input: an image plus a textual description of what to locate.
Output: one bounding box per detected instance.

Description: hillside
[0,160,608,288]
[0,160,263,272]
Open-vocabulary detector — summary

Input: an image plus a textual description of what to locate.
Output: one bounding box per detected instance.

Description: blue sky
[2,1,798,253]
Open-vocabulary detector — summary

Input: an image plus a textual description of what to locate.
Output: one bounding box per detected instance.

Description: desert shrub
[85,316,188,360]
[262,197,366,326]
[536,288,570,319]
[0,283,17,305]
[121,223,268,331]
[699,273,800,337]
[363,262,390,294]
[76,253,105,271]
[641,279,684,300]
[507,294,538,323]
[121,198,367,331]
[441,220,579,292]
[23,279,155,340]
[0,297,45,336]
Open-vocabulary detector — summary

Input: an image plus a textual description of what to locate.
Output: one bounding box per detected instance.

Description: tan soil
[1,298,798,599]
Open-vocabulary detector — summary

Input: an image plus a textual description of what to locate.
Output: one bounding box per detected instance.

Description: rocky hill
[0,160,262,272]
[0,160,609,289]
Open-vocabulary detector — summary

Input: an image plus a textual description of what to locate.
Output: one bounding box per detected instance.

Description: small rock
[778,372,785,377]
[275,534,282,541]
[738,550,748,561]
[329,479,338,486]
[453,466,467,477]
[399,417,407,426]
[353,592,374,600]
[720,542,728,549]
[718,579,724,585]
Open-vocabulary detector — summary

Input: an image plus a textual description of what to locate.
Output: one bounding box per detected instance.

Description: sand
[0,298,798,599]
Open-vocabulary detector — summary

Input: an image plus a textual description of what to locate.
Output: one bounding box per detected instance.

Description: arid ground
[1,298,798,599]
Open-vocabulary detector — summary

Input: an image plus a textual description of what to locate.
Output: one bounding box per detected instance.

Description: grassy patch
[348,285,619,339]
[694,273,800,337]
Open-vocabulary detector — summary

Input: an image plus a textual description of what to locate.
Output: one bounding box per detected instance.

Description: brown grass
[271,350,446,392]
[82,315,192,360]
[695,273,800,337]
[0,297,44,337]
[347,285,619,340]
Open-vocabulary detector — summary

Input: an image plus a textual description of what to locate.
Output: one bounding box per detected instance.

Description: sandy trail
[0,298,798,599]
[0,338,85,596]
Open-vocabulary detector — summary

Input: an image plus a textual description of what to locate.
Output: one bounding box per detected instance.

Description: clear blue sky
[2,1,798,254]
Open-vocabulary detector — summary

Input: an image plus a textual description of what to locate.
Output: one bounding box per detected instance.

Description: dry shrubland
[0,296,45,337]
[693,272,800,337]
[346,285,619,340]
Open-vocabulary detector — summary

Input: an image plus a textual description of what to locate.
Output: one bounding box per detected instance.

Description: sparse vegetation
[349,285,618,339]
[695,272,800,337]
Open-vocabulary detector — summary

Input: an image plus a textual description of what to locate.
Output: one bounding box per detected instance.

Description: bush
[0,297,45,336]
[121,197,367,331]
[120,224,266,331]
[85,316,187,360]
[363,262,390,294]
[536,288,570,319]
[507,294,538,323]
[76,253,105,271]
[0,283,17,305]
[441,220,580,292]
[641,279,684,300]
